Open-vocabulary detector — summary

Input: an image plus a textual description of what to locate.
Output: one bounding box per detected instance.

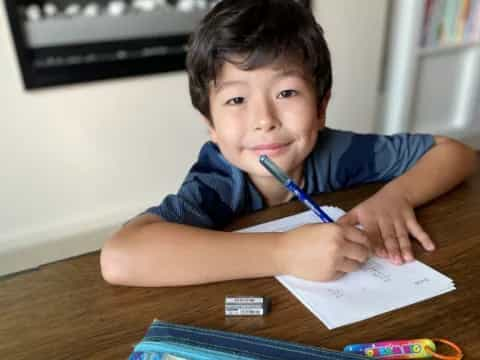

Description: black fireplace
[5,0,311,89]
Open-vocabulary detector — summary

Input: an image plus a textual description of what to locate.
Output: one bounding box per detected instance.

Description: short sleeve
[143,142,260,229]
[305,128,436,192]
[333,130,435,188]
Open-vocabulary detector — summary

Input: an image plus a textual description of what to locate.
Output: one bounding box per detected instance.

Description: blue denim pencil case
[129,320,367,360]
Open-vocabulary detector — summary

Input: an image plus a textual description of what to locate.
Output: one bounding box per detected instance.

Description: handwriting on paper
[363,260,393,283]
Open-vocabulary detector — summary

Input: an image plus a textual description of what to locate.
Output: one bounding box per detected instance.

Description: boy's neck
[250,166,305,207]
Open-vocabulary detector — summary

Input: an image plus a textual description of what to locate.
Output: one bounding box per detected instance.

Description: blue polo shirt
[145,128,435,229]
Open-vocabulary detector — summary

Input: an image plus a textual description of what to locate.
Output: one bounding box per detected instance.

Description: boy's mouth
[251,142,291,156]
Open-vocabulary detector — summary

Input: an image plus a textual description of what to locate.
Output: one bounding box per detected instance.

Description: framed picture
[5,0,311,89]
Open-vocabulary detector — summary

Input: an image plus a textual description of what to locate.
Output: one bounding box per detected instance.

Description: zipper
[133,340,258,360]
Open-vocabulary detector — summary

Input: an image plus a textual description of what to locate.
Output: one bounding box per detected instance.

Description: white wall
[313,0,389,133]
[0,0,388,275]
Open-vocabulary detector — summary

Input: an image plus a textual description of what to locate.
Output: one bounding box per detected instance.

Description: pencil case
[129,320,367,360]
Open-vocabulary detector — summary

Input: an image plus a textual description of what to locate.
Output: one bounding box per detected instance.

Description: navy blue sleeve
[333,130,435,188]
[144,142,250,229]
[306,128,436,192]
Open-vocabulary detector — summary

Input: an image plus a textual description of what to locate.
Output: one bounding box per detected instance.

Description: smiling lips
[251,142,291,156]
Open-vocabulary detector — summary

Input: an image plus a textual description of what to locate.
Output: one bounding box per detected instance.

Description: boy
[101,0,477,287]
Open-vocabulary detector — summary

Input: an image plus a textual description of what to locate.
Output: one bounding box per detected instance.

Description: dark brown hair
[186,0,332,124]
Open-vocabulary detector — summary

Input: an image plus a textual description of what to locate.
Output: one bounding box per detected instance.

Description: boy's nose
[255,117,278,132]
[253,101,280,132]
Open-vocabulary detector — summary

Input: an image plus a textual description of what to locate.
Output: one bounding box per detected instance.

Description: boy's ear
[201,116,218,143]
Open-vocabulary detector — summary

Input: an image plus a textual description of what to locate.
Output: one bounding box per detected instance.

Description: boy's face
[207,59,328,182]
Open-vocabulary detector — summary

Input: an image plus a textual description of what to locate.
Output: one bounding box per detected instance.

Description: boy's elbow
[100,215,167,286]
[468,149,479,176]
[458,141,479,177]
[435,136,479,176]
[100,234,130,286]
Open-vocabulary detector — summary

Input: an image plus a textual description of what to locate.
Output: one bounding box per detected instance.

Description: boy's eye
[225,97,245,105]
[277,89,298,99]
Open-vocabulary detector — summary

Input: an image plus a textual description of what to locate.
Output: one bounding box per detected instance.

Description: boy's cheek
[213,122,246,143]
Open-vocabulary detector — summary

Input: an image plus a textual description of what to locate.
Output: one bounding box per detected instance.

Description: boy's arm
[100,214,370,287]
[339,136,478,264]
[385,136,478,207]
[100,214,282,287]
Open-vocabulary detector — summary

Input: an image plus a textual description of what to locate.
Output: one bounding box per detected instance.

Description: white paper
[239,207,455,329]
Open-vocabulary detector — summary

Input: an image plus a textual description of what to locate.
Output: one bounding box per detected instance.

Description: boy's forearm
[101,221,284,287]
[384,137,478,207]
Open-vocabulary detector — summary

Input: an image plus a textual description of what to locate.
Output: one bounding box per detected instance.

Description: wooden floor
[1,155,479,360]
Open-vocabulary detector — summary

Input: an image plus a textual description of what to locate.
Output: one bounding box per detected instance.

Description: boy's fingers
[343,225,370,249]
[331,271,345,281]
[395,221,414,262]
[347,220,387,258]
[375,246,389,259]
[379,218,403,265]
[338,258,363,273]
[368,222,388,258]
[406,218,435,251]
[361,220,384,254]
[342,239,370,263]
[337,211,358,226]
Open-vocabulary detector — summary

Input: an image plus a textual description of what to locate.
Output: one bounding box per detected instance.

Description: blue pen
[259,155,334,223]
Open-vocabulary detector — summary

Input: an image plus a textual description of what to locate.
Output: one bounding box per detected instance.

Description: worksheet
[239,207,455,329]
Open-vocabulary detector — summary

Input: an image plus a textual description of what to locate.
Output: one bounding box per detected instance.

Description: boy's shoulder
[194,141,230,172]
[313,127,434,158]
[305,128,435,192]
[310,127,380,162]
[186,140,245,199]
[145,141,263,229]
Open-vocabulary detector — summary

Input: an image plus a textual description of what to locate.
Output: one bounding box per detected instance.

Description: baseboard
[0,225,118,277]
[0,202,149,277]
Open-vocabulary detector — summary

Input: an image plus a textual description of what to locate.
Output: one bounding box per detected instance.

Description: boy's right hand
[277,223,371,282]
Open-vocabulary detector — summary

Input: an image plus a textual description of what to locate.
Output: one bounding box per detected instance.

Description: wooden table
[2,159,479,360]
